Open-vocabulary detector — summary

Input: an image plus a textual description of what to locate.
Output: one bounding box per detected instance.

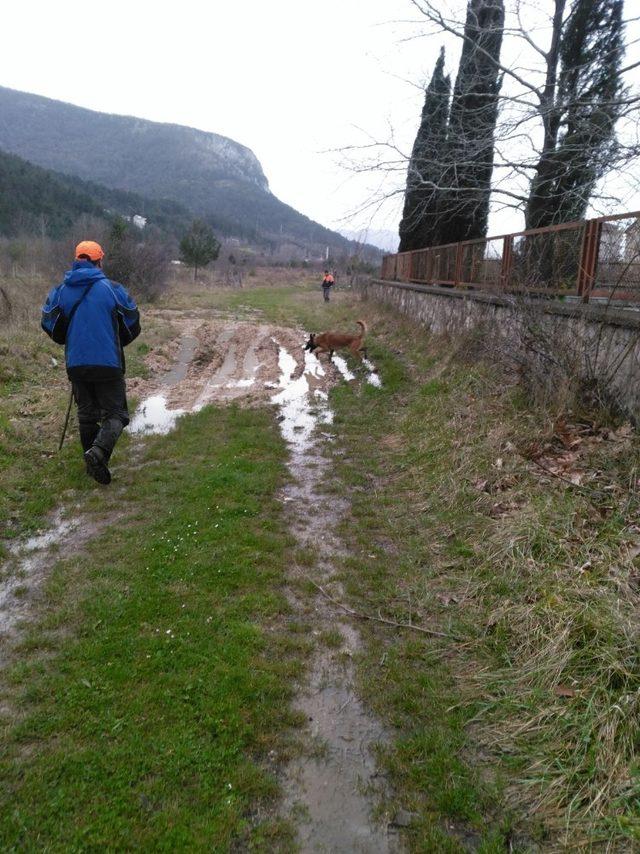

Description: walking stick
[58,388,74,452]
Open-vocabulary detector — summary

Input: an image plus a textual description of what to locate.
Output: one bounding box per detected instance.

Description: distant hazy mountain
[0,148,192,238]
[339,228,398,254]
[0,86,363,252]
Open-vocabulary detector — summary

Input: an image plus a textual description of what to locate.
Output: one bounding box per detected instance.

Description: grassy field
[173,279,640,850]
[1,271,639,850]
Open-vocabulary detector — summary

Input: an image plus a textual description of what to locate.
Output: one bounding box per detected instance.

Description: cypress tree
[437,0,505,245]
[398,48,450,252]
[525,0,625,228]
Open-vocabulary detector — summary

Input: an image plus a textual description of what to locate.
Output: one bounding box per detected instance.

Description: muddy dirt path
[272,348,398,852]
[0,309,394,850]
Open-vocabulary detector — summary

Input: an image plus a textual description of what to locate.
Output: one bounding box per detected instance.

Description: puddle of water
[272,344,397,851]
[192,328,238,410]
[271,347,332,446]
[286,624,395,854]
[162,334,198,386]
[242,335,263,377]
[331,354,382,388]
[129,395,186,435]
[16,513,79,554]
[6,510,78,568]
[131,327,305,434]
[362,357,383,388]
[304,351,325,379]
[226,377,255,388]
[332,355,356,382]
[1,509,108,647]
[275,343,297,381]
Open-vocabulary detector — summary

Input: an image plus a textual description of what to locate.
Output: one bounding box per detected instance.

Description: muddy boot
[84,446,111,485]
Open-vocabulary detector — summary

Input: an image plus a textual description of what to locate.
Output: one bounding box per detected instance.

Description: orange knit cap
[75,240,105,261]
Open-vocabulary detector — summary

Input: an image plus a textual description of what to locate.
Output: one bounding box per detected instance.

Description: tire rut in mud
[270,343,400,852]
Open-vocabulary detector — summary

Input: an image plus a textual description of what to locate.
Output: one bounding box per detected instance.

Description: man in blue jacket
[41,240,141,485]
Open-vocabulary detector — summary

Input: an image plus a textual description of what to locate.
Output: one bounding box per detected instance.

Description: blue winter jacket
[41,261,141,380]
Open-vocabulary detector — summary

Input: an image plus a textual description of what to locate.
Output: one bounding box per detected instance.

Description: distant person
[321,269,334,302]
[41,241,140,485]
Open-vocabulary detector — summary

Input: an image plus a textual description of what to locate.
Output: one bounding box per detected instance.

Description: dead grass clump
[475,567,640,845]
[0,274,51,331]
[454,406,640,845]
[364,327,640,846]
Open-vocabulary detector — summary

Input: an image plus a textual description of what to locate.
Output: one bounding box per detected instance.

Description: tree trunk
[437,0,505,245]
[524,0,567,231]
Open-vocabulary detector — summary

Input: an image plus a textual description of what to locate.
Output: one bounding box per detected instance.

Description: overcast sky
[1,1,638,247]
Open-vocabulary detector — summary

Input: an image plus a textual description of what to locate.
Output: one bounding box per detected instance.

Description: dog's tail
[356,319,367,337]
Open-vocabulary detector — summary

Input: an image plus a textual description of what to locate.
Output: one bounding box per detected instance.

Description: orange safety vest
[322,274,334,285]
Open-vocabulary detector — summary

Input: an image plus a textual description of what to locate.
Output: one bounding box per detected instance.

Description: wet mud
[269,345,397,851]
[0,507,124,665]
[129,311,382,435]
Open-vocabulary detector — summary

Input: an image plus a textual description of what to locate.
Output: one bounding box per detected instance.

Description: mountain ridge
[0,86,374,254]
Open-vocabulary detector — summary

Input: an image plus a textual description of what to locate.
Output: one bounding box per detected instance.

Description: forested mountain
[0,148,192,238]
[0,86,361,252]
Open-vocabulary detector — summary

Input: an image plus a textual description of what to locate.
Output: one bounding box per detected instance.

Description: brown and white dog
[304,320,367,360]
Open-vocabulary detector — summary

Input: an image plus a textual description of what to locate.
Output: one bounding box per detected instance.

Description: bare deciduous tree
[342,0,640,246]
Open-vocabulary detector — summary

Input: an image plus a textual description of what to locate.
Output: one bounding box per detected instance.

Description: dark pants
[72,376,130,461]
[322,286,331,302]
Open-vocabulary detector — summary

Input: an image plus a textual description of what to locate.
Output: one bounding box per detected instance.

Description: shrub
[104,217,171,301]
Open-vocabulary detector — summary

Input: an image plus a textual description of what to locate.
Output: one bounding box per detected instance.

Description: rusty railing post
[410,250,417,282]
[577,219,602,303]
[454,243,463,287]
[501,235,513,291]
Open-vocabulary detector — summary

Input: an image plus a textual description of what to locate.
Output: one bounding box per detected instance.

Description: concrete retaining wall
[358,279,640,419]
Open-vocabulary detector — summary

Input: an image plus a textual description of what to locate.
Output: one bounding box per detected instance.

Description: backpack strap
[65,279,97,330]
[52,279,98,347]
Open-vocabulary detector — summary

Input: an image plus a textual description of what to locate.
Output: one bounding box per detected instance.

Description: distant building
[133,214,147,229]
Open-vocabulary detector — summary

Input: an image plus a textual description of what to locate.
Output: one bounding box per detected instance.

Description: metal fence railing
[380,211,640,303]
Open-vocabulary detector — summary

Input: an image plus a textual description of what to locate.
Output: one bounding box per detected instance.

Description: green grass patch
[0,404,299,849]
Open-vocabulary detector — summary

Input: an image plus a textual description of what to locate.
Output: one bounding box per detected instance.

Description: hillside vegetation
[0,149,194,239]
